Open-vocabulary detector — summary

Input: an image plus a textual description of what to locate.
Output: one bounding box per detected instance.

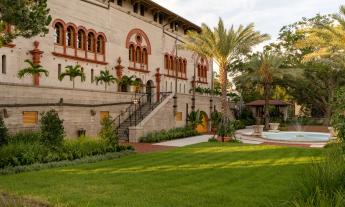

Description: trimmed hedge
[0,137,133,169]
[140,127,200,143]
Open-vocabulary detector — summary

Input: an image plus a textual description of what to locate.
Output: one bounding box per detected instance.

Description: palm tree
[17,59,49,86]
[181,18,270,119]
[237,52,283,129]
[95,69,116,91]
[115,75,135,92]
[295,5,345,61]
[59,65,86,88]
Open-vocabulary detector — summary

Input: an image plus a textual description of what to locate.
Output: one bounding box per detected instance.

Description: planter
[129,85,136,92]
[252,125,264,136]
[328,127,338,140]
[269,123,280,132]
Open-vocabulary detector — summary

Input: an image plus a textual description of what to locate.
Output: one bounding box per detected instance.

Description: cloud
[152,0,344,41]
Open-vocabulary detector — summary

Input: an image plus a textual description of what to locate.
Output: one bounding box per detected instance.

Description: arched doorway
[196,111,209,133]
[146,80,154,103]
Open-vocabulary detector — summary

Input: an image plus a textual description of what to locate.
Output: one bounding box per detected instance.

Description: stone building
[0,0,224,142]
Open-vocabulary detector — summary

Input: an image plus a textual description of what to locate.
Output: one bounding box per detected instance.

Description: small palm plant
[95,69,116,91]
[115,75,135,92]
[17,59,49,86]
[188,110,203,129]
[59,65,86,88]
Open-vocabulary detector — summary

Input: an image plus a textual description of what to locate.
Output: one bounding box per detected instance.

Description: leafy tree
[17,59,49,86]
[59,65,86,88]
[99,116,118,148]
[264,14,333,68]
[281,57,345,124]
[0,0,52,47]
[182,18,270,119]
[235,52,283,129]
[40,110,65,149]
[0,115,9,147]
[295,6,345,62]
[331,87,345,144]
[95,69,116,91]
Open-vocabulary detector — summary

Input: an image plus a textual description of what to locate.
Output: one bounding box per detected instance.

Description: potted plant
[269,117,281,132]
[252,117,264,136]
[131,79,141,93]
[211,111,222,133]
[116,75,135,92]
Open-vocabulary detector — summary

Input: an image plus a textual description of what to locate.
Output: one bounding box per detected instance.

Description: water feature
[262,132,330,142]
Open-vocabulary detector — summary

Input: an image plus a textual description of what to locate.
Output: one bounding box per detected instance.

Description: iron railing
[114,92,172,138]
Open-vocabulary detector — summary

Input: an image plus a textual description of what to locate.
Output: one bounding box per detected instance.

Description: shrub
[8,131,41,144]
[99,116,118,147]
[40,110,65,149]
[0,142,48,168]
[140,127,199,143]
[0,116,9,147]
[230,120,246,130]
[292,145,345,206]
[0,136,132,169]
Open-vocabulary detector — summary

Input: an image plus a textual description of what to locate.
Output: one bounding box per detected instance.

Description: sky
[152,0,344,43]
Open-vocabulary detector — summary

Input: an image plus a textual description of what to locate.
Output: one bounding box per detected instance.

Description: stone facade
[0,0,221,139]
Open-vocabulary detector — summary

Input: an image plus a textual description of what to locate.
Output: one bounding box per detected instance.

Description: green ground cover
[0,143,322,207]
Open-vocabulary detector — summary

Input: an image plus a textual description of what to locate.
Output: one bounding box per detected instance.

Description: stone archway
[196,111,209,133]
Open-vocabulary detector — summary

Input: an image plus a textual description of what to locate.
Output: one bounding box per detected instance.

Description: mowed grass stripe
[0,143,322,207]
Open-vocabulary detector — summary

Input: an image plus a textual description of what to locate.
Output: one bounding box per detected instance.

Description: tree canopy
[0,0,52,47]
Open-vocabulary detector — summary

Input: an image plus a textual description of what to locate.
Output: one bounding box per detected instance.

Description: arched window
[164,55,169,69]
[136,46,141,63]
[183,60,187,76]
[179,59,183,73]
[77,30,86,50]
[142,48,148,65]
[170,56,174,71]
[87,33,95,52]
[129,44,135,62]
[66,26,75,47]
[54,23,64,45]
[96,36,105,54]
[1,55,6,74]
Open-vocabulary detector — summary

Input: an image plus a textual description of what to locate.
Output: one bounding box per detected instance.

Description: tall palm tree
[59,65,86,88]
[181,18,270,119]
[295,5,345,61]
[237,52,283,129]
[17,59,49,86]
[95,69,116,91]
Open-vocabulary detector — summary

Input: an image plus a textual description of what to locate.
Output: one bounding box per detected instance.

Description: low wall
[0,83,134,137]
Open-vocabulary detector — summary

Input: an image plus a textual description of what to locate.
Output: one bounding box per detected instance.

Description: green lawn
[0,143,322,207]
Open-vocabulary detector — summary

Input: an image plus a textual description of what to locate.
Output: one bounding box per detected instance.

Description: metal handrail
[115,92,172,131]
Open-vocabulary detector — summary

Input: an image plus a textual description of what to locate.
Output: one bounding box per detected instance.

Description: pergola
[246,100,291,121]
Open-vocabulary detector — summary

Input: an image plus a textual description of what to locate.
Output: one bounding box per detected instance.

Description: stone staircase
[115,92,171,141]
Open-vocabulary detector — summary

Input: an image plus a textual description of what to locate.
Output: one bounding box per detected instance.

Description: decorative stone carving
[29,41,44,86]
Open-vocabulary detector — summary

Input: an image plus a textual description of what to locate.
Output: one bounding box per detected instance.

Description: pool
[262,132,330,142]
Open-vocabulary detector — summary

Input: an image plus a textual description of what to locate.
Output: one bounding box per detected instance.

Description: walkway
[153,135,213,147]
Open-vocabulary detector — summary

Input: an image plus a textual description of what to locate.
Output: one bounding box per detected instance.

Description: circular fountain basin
[262,131,330,142]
